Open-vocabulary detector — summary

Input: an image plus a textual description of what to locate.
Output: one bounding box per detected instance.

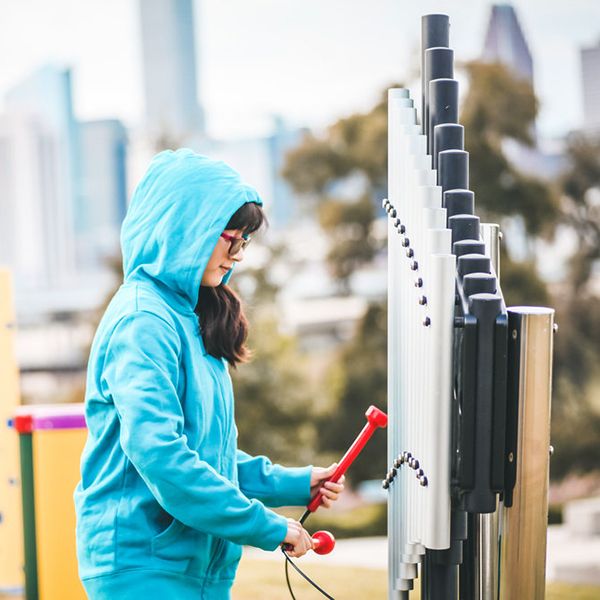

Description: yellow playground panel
[0,269,24,595]
[14,403,87,600]
[34,420,88,600]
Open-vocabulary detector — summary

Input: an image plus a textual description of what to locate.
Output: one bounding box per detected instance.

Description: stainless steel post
[480,223,501,281]
[478,510,499,599]
[499,307,555,600]
[476,223,502,600]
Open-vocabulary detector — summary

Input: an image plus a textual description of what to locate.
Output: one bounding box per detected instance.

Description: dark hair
[195,202,267,367]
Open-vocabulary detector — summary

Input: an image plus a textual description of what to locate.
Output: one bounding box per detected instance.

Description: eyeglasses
[220,232,251,257]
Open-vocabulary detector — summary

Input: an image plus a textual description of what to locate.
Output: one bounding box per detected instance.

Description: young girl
[74,149,344,598]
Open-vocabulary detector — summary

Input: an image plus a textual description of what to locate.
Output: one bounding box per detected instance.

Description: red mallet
[306,405,388,514]
[282,530,335,555]
[312,530,335,555]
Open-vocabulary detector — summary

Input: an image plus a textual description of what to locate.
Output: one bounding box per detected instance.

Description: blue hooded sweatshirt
[74,149,312,598]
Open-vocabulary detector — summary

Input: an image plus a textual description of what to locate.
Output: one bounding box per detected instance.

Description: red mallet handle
[306,405,387,513]
[312,530,335,555]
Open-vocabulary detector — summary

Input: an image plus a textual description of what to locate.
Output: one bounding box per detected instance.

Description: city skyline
[0,0,306,318]
[0,1,599,140]
[0,63,129,303]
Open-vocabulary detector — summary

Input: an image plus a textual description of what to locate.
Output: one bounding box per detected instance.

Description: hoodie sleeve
[102,311,288,551]
[236,449,312,508]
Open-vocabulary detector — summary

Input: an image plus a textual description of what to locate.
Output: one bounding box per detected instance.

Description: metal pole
[480,223,501,281]
[477,223,502,600]
[499,307,554,600]
[478,510,499,600]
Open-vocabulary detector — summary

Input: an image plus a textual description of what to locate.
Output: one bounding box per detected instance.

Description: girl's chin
[201,271,225,287]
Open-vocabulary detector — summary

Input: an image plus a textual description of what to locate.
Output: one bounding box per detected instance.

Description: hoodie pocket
[207,538,243,579]
[152,517,186,551]
[151,517,197,571]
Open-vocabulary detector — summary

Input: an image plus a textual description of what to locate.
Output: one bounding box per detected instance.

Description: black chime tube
[433,123,463,169]
[421,14,450,134]
[424,48,454,155]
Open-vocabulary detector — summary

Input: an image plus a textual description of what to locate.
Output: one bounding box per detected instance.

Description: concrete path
[546,524,600,585]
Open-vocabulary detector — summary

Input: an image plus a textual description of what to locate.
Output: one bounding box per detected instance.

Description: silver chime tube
[388,88,411,597]
[388,88,421,595]
[387,86,454,597]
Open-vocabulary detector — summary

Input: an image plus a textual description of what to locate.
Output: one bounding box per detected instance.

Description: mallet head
[365,405,388,428]
[312,530,336,555]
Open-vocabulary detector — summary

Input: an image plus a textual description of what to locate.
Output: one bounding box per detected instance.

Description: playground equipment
[12,403,87,600]
[384,13,554,600]
[0,270,24,595]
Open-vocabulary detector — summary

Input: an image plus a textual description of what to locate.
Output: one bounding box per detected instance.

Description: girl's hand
[310,463,345,508]
[283,519,313,558]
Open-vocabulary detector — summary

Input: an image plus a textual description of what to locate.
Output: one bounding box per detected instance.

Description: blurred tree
[553,132,600,388]
[317,194,376,285]
[549,132,600,479]
[283,64,558,305]
[317,302,387,484]
[560,132,600,293]
[456,65,600,481]
[229,244,319,466]
[460,61,559,235]
[231,313,318,466]
[230,242,284,308]
[460,61,559,306]
[551,293,600,479]
[283,88,392,292]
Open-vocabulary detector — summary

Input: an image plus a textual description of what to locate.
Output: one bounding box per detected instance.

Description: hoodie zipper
[203,354,232,467]
[206,537,226,576]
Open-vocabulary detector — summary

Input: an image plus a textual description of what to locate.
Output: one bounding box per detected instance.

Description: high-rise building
[0,114,49,289]
[581,41,600,132]
[79,119,128,268]
[482,4,534,85]
[139,0,205,143]
[267,117,305,228]
[1,66,79,289]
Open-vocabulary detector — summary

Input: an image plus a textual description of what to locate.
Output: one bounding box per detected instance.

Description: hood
[121,149,262,309]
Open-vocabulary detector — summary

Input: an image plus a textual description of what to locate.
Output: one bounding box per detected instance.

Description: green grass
[232,559,600,600]
[546,583,600,600]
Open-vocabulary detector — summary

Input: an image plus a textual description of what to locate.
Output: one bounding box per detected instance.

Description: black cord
[283,505,337,598]
[284,551,297,600]
[298,509,311,526]
[282,547,335,600]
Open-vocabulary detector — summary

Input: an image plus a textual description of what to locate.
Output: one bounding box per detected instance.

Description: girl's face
[201,228,246,287]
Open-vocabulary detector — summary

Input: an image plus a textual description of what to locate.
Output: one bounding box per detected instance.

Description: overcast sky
[0,0,598,139]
